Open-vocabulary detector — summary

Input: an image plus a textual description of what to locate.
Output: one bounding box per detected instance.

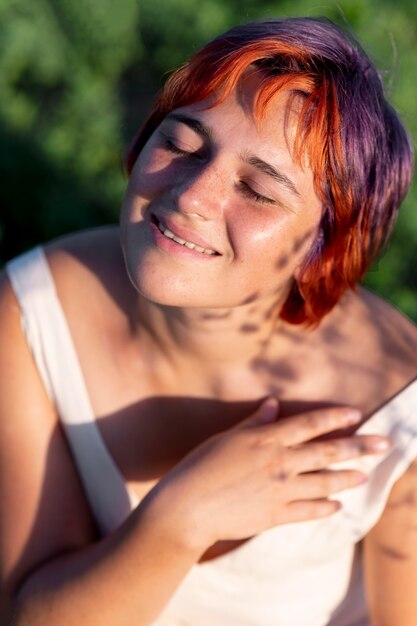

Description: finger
[290,470,367,500]
[283,498,341,523]
[288,435,391,473]
[273,407,362,447]
[239,397,279,427]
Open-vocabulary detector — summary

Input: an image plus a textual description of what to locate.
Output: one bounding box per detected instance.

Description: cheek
[128,144,170,194]
[232,213,291,259]
[237,213,319,280]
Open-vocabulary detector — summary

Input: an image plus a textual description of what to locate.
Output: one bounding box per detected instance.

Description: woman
[1,16,417,626]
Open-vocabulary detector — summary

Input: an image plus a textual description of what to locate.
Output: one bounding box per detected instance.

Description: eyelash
[239,181,276,205]
[163,138,199,158]
[162,137,276,206]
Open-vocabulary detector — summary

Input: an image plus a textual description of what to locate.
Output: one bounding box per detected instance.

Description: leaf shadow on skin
[11,391,360,593]
[8,334,417,604]
[374,459,417,561]
[13,225,417,612]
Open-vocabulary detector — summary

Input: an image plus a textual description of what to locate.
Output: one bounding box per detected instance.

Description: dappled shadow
[5,220,417,616]
[8,388,378,594]
[0,395,273,591]
[56,240,417,428]
[55,214,313,344]
[372,457,417,561]
[6,298,417,614]
[10,352,417,595]
[275,228,315,270]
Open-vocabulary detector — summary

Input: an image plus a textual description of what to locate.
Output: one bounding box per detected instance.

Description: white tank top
[6,246,417,626]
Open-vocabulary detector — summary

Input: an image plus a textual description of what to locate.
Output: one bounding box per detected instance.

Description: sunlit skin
[119,71,323,370]
[3,11,417,623]
[2,58,417,626]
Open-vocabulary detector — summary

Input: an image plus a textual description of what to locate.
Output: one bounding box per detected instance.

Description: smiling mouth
[153,217,220,255]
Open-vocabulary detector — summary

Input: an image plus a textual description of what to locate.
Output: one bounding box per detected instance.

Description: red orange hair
[126,18,413,326]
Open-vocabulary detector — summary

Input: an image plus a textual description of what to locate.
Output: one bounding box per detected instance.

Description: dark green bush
[1,0,416,319]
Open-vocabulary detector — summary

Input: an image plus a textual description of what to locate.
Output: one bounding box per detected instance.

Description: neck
[133,293,296,378]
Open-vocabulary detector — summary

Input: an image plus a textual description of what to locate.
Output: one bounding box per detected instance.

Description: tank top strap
[6,246,135,534]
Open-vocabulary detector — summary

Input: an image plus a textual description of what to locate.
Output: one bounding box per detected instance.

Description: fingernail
[259,398,278,423]
[343,410,362,424]
[263,397,278,409]
[370,438,391,451]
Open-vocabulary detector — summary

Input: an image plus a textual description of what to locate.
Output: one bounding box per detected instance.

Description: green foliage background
[1,0,416,319]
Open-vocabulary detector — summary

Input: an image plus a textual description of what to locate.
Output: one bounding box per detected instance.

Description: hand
[151,399,390,551]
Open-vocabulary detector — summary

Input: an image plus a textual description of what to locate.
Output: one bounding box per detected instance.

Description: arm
[0,268,391,626]
[0,273,204,626]
[12,500,204,626]
[364,456,417,626]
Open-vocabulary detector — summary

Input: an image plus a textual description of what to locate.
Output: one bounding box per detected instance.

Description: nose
[172,160,228,220]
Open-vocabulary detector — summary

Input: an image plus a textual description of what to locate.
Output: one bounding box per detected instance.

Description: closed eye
[161,133,276,205]
[162,137,203,159]
[239,181,276,205]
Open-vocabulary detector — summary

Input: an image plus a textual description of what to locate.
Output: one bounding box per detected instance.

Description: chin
[128,271,260,311]
[124,263,209,308]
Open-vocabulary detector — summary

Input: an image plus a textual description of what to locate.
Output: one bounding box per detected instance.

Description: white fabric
[6,246,417,626]
[6,247,136,535]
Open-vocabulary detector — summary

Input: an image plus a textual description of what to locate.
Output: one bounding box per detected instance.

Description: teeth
[161,227,175,240]
[158,221,217,255]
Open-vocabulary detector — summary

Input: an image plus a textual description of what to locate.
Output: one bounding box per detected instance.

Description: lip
[150,221,220,260]
[152,213,221,255]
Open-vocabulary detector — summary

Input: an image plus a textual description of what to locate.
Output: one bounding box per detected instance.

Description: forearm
[364,480,417,625]
[11,493,204,626]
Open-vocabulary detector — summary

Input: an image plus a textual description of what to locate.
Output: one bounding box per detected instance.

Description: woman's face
[120,72,323,310]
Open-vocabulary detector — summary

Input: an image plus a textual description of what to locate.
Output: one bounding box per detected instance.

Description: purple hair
[126,17,414,325]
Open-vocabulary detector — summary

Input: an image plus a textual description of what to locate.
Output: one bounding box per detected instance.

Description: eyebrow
[243,155,301,198]
[165,113,300,198]
[165,113,213,143]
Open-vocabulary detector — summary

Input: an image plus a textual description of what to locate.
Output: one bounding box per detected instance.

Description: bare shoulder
[0,228,123,597]
[44,225,126,287]
[315,286,417,414]
[0,257,97,598]
[2,225,127,328]
[42,225,134,328]
[352,286,417,360]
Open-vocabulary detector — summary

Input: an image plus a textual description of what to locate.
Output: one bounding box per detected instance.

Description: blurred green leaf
[0,0,416,320]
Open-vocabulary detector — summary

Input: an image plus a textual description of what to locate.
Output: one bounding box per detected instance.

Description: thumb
[243,397,279,427]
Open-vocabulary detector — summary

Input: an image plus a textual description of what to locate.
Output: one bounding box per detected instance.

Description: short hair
[125,17,413,327]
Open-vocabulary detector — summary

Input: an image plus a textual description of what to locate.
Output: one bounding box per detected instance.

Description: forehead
[173,71,306,155]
